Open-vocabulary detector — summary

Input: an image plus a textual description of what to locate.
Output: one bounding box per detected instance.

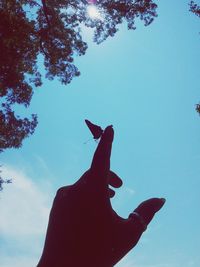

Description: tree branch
[41,0,51,28]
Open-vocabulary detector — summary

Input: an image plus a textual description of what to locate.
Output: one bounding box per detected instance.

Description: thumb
[133,198,166,226]
[110,198,166,265]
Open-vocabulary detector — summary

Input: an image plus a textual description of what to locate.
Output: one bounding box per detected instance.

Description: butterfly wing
[85,119,103,140]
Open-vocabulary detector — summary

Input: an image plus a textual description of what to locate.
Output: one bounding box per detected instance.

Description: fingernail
[103,125,114,142]
[160,198,166,208]
[160,198,166,203]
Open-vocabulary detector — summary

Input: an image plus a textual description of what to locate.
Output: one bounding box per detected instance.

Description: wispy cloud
[116,257,200,267]
[34,154,52,176]
[124,186,135,196]
[0,165,53,267]
[116,261,174,267]
[1,166,198,267]
[112,185,136,212]
[0,256,37,267]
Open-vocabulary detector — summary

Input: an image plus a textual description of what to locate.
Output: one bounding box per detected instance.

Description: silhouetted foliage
[0,0,158,147]
[0,168,12,191]
[189,1,200,114]
[196,103,200,114]
[0,0,158,189]
[189,1,200,17]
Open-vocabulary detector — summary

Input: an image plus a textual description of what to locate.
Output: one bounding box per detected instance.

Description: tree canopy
[0,0,159,189]
[0,0,158,152]
[189,1,200,114]
[0,0,200,190]
[189,0,200,18]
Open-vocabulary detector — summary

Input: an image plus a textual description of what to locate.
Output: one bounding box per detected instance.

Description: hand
[37,126,165,267]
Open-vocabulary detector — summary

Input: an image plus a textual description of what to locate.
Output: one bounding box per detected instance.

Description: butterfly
[85,119,103,140]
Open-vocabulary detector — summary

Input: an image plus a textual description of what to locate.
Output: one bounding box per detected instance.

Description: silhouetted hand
[37,126,165,267]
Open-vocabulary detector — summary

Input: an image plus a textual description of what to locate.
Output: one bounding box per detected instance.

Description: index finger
[90,125,114,185]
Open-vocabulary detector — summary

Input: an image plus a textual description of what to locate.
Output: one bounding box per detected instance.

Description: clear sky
[0,1,200,267]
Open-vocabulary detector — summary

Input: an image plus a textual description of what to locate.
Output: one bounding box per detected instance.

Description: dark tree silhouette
[189,1,200,17]
[0,0,158,189]
[189,1,200,114]
[0,0,158,151]
[0,168,11,191]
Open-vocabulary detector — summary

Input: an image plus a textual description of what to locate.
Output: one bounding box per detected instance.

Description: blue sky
[0,0,200,266]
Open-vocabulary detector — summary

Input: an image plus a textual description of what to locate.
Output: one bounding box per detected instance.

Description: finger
[108,171,123,188]
[133,198,166,226]
[110,214,145,266]
[109,188,115,198]
[110,198,166,266]
[90,126,114,185]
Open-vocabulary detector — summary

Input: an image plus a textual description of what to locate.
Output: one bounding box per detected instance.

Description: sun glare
[87,5,103,20]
